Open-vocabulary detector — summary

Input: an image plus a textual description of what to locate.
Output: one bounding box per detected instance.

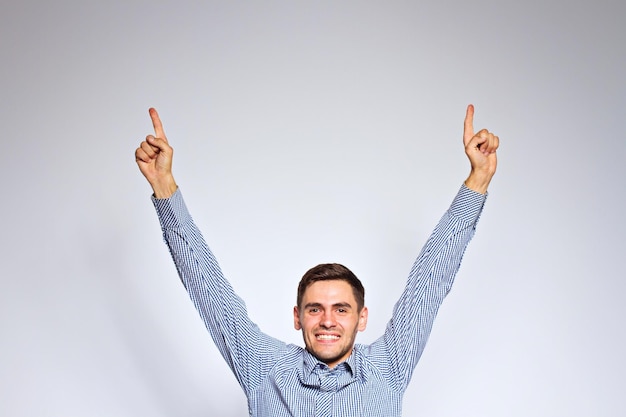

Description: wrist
[151,176,178,199]
[464,170,493,194]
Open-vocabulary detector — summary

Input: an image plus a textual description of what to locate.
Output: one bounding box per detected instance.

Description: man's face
[293,279,368,369]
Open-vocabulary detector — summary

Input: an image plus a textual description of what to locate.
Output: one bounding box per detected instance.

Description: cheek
[346,316,363,331]
[295,315,308,331]
[301,317,316,331]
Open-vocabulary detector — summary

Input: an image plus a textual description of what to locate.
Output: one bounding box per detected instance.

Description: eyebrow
[303,302,353,309]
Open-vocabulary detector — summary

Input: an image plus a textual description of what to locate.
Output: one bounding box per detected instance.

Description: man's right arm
[135,109,287,395]
[152,188,287,395]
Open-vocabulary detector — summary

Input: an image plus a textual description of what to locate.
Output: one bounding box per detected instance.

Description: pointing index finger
[149,107,167,140]
[463,104,474,145]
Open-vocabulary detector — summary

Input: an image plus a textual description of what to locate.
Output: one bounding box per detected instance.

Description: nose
[320,310,336,328]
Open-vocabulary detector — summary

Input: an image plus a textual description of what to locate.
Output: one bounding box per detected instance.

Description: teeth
[316,335,339,340]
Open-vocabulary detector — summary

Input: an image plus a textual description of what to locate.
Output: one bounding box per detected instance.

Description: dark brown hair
[296,263,365,311]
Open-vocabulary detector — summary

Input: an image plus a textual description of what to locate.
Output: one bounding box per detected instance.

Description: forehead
[301,280,357,305]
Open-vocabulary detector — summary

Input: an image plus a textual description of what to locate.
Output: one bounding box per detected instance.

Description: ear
[357,306,368,332]
[293,306,302,330]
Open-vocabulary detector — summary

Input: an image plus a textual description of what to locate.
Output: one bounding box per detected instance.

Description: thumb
[145,135,174,167]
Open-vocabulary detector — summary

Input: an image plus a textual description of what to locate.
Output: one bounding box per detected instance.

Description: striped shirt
[152,184,486,416]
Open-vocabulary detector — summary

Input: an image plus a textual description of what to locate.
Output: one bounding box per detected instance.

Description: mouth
[315,334,340,341]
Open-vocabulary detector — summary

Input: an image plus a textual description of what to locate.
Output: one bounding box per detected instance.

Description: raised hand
[462,104,499,194]
[135,108,178,198]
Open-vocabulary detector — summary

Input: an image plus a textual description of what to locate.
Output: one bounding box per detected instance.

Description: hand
[135,108,178,198]
[463,104,499,194]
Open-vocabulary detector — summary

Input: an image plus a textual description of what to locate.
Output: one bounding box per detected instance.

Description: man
[135,105,498,416]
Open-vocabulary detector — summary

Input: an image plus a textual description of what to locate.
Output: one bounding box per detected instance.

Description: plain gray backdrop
[2,1,624,416]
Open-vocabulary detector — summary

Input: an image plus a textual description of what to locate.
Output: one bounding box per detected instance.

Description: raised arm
[134,109,287,395]
[370,105,499,391]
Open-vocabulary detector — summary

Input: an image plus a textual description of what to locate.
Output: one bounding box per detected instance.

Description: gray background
[2,1,624,416]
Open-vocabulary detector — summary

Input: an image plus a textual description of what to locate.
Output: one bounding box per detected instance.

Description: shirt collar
[299,347,361,388]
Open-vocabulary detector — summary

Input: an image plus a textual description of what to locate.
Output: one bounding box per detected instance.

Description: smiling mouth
[316,334,340,341]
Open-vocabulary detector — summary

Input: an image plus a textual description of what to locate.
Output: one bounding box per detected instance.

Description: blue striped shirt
[152,184,486,416]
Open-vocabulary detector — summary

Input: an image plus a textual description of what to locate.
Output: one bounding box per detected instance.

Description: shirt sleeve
[152,189,287,395]
[368,184,487,391]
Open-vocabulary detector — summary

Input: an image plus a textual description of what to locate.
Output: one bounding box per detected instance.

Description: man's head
[296,263,365,310]
[293,263,368,368]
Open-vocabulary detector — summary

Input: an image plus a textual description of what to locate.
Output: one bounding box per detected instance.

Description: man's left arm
[368,105,499,391]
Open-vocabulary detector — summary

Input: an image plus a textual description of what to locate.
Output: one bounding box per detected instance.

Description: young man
[135,105,498,416]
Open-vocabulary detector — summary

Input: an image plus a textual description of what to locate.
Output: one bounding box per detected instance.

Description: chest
[250,368,402,417]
